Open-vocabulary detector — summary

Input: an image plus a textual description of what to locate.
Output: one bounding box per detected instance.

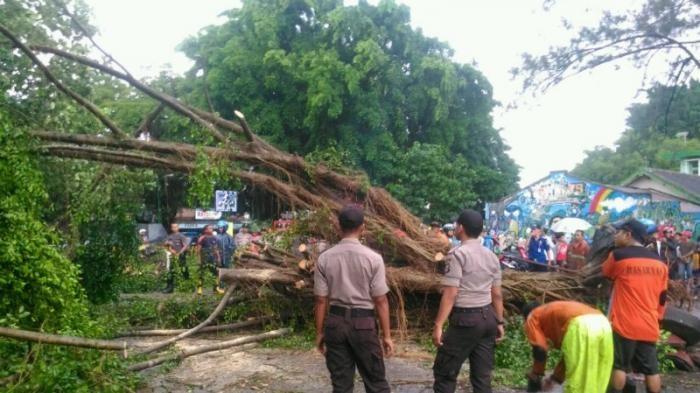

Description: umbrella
[550,218,592,234]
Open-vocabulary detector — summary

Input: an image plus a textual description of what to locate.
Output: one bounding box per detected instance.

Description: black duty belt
[329,305,374,318]
[451,305,491,314]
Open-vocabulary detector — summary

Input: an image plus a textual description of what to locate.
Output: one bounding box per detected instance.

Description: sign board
[215,190,238,212]
[195,209,222,220]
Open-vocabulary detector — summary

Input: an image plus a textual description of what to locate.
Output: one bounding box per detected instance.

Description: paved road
[133,334,699,393]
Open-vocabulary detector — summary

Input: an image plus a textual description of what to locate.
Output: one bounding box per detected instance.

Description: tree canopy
[515,0,700,92]
[572,80,700,184]
[177,0,519,219]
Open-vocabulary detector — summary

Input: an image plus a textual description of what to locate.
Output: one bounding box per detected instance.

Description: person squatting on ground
[162,223,191,293]
[432,209,505,393]
[522,301,613,393]
[313,205,394,393]
[196,224,222,295]
[603,218,668,393]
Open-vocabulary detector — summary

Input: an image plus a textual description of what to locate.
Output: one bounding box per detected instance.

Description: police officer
[433,209,505,393]
[314,205,394,393]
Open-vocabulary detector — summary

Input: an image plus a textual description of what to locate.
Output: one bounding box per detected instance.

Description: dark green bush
[0,118,134,391]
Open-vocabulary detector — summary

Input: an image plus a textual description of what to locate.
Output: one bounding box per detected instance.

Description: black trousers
[433,305,498,393]
[323,313,390,393]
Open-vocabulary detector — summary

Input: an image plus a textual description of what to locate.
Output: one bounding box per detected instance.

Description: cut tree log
[220,266,588,303]
[0,326,128,355]
[114,317,272,337]
[220,268,303,286]
[138,284,236,355]
[298,259,311,271]
[127,329,290,371]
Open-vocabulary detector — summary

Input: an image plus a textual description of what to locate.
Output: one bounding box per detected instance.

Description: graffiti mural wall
[486,171,700,237]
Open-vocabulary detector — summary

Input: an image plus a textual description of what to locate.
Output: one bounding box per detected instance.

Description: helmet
[637,218,657,235]
[217,220,228,229]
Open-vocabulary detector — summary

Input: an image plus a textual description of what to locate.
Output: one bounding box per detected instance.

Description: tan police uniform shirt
[441,238,502,308]
[314,238,389,309]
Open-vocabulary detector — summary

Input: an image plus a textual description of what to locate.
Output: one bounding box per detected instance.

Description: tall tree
[178,0,519,219]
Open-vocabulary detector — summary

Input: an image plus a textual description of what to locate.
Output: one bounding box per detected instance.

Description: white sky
[86,0,656,186]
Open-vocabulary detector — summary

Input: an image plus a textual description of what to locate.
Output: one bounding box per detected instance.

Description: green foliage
[494,317,561,388]
[657,330,676,373]
[116,251,169,294]
[71,171,146,303]
[572,146,647,185]
[0,115,134,391]
[0,341,136,393]
[386,143,478,221]
[0,122,88,332]
[187,149,242,208]
[38,160,153,304]
[573,81,700,184]
[178,0,519,220]
[304,143,358,174]
[262,323,315,350]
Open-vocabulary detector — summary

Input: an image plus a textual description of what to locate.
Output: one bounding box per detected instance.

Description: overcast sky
[86,0,654,186]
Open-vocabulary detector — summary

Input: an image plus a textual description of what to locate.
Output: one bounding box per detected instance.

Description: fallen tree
[0,23,599,308]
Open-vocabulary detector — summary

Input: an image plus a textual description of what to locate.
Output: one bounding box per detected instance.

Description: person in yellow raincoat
[522,301,613,393]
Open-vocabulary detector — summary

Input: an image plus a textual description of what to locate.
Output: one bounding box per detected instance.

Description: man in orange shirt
[603,219,668,393]
[522,301,613,393]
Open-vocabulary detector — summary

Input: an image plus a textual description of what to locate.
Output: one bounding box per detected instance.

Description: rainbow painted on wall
[588,187,614,214]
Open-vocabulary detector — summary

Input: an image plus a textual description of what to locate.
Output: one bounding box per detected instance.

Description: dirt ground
[132,333,700,393]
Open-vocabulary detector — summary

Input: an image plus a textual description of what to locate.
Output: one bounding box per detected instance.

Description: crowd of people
[430,217,699,292]
[160,220,268,294]
[142,209,693,393]
[319,210,679,393]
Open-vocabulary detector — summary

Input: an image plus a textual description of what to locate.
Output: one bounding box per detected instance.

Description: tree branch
[234,110,255,142]
[649,32,700,69]
[0,326,128,354]
[139,285,237,355]
[127,329,290,372]
[135,103,165,138]
[30,45,236,144]
[51,0,132,76]
[0,24,127,138]
[41,144,194,172]
[115,316,272,337]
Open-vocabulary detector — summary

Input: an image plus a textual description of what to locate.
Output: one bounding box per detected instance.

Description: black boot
[162,275,174,293]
